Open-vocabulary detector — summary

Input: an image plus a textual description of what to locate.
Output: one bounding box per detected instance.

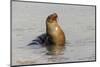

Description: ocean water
[12,1,96,65]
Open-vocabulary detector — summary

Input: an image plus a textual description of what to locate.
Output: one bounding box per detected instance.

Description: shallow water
[12,1,95,65]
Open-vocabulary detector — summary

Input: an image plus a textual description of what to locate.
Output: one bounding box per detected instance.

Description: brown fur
[46,13,65,55]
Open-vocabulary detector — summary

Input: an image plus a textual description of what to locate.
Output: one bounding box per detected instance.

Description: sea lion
[28,13,65,55]
[46,13,65,55]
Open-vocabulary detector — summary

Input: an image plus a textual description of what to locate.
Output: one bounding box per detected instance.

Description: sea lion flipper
[28,33,47,46]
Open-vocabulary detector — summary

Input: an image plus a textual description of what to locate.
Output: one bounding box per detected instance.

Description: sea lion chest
[47,22,65,45]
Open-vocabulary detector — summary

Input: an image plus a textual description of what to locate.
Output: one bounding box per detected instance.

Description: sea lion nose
[52,13,57,17]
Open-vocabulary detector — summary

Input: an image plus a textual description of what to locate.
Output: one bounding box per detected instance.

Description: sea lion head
[46,13,58,23]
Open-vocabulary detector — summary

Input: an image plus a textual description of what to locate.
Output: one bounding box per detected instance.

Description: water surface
[12,1,95,65]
